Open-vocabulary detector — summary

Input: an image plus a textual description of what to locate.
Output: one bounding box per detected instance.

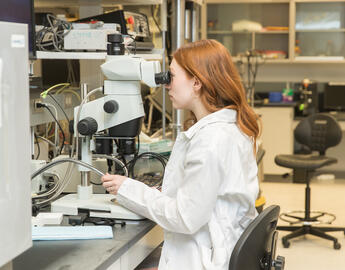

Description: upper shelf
[205,0,289,3]
[35,0,163,8]
[36,49,164,60]
[35,0,203,8]
[208,30,289,34]
[295,29,345,33]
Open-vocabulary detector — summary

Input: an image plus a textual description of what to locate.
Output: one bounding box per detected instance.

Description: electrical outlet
[33,98,43,113]
[64,93,73,109]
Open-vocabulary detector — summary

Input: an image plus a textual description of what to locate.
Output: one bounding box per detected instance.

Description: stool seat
[275,154,337,170]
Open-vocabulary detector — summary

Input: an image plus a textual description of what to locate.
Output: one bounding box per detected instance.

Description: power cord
[36,14,72,51]
[36,102,66,155]
[34,132,41,160]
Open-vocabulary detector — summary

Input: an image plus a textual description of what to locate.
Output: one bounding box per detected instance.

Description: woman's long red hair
[173,39,260,152]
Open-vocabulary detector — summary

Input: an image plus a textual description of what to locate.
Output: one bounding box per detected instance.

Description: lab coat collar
[183,109,237,140]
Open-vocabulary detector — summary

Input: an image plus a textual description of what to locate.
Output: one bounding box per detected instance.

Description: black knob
[107,33,123,43]
[103,100,119,114]
[77,117,98,136]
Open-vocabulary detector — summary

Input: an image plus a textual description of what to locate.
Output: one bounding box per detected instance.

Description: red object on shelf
[127,16,134,24]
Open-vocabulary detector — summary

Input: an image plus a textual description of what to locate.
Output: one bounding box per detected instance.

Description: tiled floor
[261,179,345,270]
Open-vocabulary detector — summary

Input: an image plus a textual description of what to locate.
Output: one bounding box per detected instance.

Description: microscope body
[74,55,160,137]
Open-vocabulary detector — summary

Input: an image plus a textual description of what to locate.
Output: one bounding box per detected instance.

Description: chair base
[279,210,335,225]
[277,225,345,249]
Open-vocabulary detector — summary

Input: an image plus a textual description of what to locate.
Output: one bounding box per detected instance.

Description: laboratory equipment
[77,10,154,51]
[297,78,318,116]
[63,23,121,51]
[324,83,345,112]
[155,71,171,85]
[51,34,162,220]
[0,22,32,268]
[0,0,36,58]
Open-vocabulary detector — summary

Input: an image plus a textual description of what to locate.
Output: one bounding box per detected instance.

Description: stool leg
[309,227,338,243]
[282,227,306,241]
[277,226,302,232]
[316,227,345,233]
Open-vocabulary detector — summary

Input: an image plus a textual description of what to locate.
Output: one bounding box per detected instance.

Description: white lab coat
[117,109,259,270]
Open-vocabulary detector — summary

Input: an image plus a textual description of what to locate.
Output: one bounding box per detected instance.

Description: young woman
[102,39,260,270]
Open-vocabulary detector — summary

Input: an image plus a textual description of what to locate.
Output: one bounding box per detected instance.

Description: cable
[44,103,59,153]
[31,158,104,180]
[128,152,167,181]
[151,5,162,33]
[46,92,72,146]
[57,88,81,101]
[40,83,70,99]
[31,158,104,207]
[47,93,70,122]
[37,136,56,148]
[34,132,41,160]
[92,154,128,176]
[40,103,66,155]
[36,14,72,52]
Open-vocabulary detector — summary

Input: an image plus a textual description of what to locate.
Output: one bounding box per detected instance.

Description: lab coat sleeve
[116,143,223,234]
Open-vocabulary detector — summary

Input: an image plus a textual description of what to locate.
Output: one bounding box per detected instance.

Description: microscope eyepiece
[107,33,125,56]
[155,71,171,85]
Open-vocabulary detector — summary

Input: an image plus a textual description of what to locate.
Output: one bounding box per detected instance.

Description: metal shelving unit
[36,49,164,60]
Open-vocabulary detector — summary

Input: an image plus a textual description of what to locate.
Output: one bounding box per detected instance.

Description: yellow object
[40,83,70,99]
[56,89,81,101]
[255,196,266,208]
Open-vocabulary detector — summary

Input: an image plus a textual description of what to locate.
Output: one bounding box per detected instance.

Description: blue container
[269,92,282,103]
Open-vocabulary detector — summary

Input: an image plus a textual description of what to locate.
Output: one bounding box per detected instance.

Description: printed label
[11,34,25,48]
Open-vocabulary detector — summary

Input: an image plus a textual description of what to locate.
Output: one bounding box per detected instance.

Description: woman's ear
[193,77,202,92]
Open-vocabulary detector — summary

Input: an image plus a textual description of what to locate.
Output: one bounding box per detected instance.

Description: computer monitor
[0,0,36,59]
[324,84,345,111]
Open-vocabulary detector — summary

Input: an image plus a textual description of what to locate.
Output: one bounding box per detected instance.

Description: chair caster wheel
[334,242,341,250]
[282,239,290,248]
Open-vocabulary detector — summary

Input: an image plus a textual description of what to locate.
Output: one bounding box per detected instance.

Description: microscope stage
[51,193,145,220]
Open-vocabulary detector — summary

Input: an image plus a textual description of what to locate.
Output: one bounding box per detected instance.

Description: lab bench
[13,220,163,270]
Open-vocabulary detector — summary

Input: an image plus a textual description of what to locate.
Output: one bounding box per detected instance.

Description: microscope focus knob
[103,100,119,114]
[77,117,98,136]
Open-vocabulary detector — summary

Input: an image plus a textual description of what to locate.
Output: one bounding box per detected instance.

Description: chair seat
[275,154,337,170]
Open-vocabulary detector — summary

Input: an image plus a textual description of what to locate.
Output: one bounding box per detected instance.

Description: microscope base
[51,193,145,220]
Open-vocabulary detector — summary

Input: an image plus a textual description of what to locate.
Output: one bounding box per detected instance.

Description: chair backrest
[294,113,342,155]
[229,205,281,270]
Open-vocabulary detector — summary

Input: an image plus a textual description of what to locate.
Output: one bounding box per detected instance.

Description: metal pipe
[185,8,191,40]
[161,0,168,138]
[162,31,167,138]
[31,158,105,180]
[175,0,185,138]
[192,5,200,42]
[81,171,90,186]
[81,83,88,101]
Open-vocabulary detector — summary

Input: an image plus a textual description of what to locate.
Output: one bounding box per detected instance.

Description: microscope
[51,34,170,220]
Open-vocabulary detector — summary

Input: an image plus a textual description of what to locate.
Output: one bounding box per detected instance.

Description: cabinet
[205,2,290,61]
[295,1,345,60]
[202,0,345,63]
[255,106,294,175]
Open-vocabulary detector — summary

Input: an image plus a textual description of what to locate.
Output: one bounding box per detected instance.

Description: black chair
[275,113,345,249]
[229,205,285,270]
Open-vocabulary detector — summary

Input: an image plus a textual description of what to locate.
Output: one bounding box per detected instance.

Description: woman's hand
[101,173,127,195]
